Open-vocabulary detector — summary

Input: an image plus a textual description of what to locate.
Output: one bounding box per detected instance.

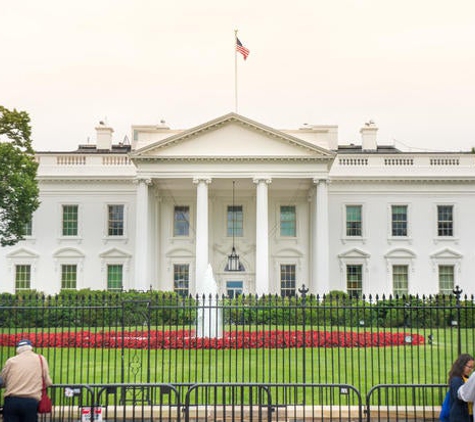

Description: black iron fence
[0,287,473,419]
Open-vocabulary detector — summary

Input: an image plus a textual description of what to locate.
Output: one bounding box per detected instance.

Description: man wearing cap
[1,339,52,422]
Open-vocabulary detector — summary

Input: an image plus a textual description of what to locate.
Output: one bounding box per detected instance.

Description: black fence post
[298,284,309,386]
[453,285,463,356]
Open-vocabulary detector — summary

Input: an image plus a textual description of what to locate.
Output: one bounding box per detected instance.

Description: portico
[130,113,335,295]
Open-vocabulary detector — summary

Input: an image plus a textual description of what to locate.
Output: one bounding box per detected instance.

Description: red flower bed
[0,330,425,349]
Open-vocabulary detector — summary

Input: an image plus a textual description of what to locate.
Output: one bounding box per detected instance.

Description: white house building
[2,112,475,297]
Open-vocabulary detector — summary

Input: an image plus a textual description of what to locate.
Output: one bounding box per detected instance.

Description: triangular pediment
[338,248,371,259]
[7,247,39,259]
[99,247,132,259]
[430,248,463,260]
[131,113,334,160]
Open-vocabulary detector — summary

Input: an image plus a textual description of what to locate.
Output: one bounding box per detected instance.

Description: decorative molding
[384,248,417,275]
[192,177,212,185]
[338,248,371,271]
[136,156,333,163]
[6,247,40,259]
[134,177,152,186]
[38,178,137,185]
[313,177,330,185]
[252,177,272,185]
[330,178,475,184]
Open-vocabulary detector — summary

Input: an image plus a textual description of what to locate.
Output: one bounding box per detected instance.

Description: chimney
[95,121,114,150]
[360,120,378,151]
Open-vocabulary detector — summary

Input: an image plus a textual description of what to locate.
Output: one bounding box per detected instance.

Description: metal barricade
[366,383,447,422]
[95,383,181,421]
[183,383,363,422]
[27,382,448,421]
[39,384,95,421]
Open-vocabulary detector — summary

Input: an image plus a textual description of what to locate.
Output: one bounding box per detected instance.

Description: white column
[313,178,330,294]
[253,177,271,295]
[134,178,151,291]
[193,177,211,294]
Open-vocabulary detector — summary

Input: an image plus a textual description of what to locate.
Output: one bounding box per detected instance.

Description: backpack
[440,390,450,422]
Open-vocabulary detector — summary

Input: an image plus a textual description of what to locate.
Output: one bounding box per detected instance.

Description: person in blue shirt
[448,353,474,422]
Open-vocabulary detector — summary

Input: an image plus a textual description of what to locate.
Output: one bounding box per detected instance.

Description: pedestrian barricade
[36,382,446,421]
[366,383,447,422]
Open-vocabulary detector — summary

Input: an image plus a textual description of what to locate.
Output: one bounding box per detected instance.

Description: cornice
[38,177,136,184]
[132,155,334,163]
[330,177,475,184]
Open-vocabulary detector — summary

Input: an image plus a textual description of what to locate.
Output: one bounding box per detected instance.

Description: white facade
[2,113,475,297]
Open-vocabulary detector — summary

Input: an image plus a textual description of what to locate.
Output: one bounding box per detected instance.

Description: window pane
[174,206,189,237]
[227,205,243,237]
[280,264,296,297]
[347,265,362,298]
[108,265,123,291]
[438,206,453,236]
[174,264,189,297]
[439,265,454,295]
[346,206,362,236]
[392,205,407,236]
[393,265,408,297]
[61,265,77,290]
[15,265,31,291]
[108,205,124,236]
[62,205,78,236]
[280,206,296,237]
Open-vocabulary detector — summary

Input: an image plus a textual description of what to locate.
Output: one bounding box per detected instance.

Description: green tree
[0,106,39,246]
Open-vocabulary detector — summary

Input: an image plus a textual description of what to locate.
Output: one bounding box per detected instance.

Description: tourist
[458,362,475,421]
[447,353,474,422]
[1,339,52,422]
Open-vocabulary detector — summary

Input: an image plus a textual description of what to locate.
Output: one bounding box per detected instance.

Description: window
[174,206,189,237]
[62,205,78,236]
[437,205,453,237]
[227,205,243,237]
[107,265,123,291]
[61,264,77,290]
[439,265,454,295]
[346,206,362,237]
[347,265,362,298]
[280,264,296,297]
[24,219,32,237]
[174,264,189,297]
[280,206,296,237]
[108,205,124,236]
[393,265,409,297]
[226,281,243,298]
[391,205,407,237]
[15,265,31,291]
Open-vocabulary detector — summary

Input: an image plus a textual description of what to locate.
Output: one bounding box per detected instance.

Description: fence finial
[298,284,309,297]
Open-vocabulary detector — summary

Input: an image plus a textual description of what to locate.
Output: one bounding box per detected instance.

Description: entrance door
[226,280,243,298]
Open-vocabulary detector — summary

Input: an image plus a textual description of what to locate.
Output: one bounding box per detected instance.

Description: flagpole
[234,29,238,113]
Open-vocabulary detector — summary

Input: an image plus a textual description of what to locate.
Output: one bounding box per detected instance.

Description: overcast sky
[1,0,475,152]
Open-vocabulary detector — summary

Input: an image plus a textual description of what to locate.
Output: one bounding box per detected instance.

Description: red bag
[38,391,52,414]
[38,356,52,414]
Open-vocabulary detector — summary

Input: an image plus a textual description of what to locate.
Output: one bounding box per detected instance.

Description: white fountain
[196,264,223,338]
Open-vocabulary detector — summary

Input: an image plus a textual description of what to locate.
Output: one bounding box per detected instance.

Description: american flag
[236,37,250,60]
